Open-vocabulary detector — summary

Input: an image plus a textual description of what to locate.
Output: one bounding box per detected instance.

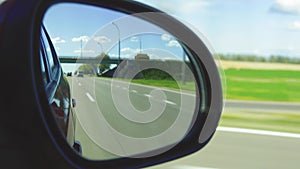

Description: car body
[77,71,84,77]
[67,72,72,77]
[40,25,81,154]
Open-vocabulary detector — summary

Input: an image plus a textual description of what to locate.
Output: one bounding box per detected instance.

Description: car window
[41,26,56,75]
[40,26,72,137]
[40,50,50,85]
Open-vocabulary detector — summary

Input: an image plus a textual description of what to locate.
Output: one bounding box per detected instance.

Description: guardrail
[59,57,122,64]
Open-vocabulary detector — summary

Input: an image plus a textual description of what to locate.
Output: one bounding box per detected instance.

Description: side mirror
[0,0,223,168]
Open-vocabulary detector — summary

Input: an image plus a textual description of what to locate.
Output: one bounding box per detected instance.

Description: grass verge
[220,110,300,134]
[131,79,196,91]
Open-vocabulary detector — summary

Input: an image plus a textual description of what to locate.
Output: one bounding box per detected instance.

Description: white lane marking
[131,90,138,93]
[78,83,82,86]
[98,78,196,97]
[86,93,95,102]
[164,100,177,105]
[217,127,300,139]
[172,166,216,169]
[144,94,152,98]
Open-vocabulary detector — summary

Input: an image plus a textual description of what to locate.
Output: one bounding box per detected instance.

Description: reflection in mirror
[42,2,203,160]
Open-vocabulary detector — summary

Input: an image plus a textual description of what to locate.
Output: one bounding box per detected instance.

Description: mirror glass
[41,2,203,160]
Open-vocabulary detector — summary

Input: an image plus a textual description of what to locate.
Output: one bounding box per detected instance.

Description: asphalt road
[67,76,300,168]
[69,76,197,159]
[225,100,300,113]
[149,91,300,168]
[149,128,300,169]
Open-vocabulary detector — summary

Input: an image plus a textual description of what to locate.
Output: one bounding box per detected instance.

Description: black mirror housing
[0,0,223,168]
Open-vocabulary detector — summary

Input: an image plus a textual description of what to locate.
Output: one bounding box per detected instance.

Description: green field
[130,69,300,102]
[221,68,300,133]
[128,68,300,133]
[225,69,300,102]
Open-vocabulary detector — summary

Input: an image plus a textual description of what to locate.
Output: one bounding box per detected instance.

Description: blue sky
[44,3,184,61]
[44,0,300,58]
[136,0,300,58]
[43,3,188,72]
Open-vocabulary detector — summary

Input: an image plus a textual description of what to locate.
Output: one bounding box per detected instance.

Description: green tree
[78,64,94,74]
[96,53,110,74]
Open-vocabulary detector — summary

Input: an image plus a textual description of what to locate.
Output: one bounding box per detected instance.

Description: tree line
[218,54,300,64]
[75,53,111,75]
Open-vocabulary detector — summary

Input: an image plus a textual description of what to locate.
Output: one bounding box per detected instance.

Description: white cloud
[289,21,300,30]
[130,36,139,42]
[166,40,180,47]
[51,37,66,44]
[253,49,260,55]
[180,1,209,14]
[93,36,111,43]
[108,53,132,59]
[135,0,209,15]
[287,46,295,51]
[122,54,132,59]
[271,0,300,14]
[72,36,89,42]
[161,34,180,47]
[121,47,133,53]
[74,49,95,54]
[161,34,171,41]
[121,47,140,53]
[108,53,118,57]
[148,54,179,61]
